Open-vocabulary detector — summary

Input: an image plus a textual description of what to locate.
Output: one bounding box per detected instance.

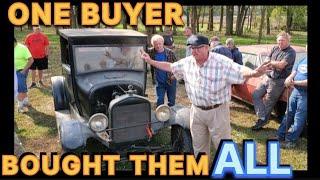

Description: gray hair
[150,34,164,47]
[226,38,234,46]
[277,31,291,41]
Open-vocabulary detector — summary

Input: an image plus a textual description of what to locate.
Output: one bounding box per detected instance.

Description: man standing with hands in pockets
[140,35,271,158]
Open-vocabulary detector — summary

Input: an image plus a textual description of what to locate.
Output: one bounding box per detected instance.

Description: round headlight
[89,113,108,132]
[155,104,171,122]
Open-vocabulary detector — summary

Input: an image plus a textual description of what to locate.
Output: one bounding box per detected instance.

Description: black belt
[16,69,23,72]
[196,104,222,110]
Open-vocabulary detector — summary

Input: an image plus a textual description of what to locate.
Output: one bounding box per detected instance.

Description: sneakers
[251,119,269,131]
[18,101,28,113]
[29,81,46,88]
[18,106,29,113]
[38,80,46,87]
[280,141,297,149]
[29,82,37,89]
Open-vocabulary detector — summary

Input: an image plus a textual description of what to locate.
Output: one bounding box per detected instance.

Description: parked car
[232,44,307,119]
[52,29,193,155]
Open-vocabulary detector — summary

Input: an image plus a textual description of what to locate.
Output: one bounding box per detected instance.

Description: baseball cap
[187,35,209,47]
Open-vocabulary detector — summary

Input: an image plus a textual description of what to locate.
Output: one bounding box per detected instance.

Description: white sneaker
[18,106,28,113]
[17,101,28,113]
[22,98,31,107]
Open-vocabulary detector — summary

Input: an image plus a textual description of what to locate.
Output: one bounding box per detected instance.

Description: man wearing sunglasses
[141,35,271,159]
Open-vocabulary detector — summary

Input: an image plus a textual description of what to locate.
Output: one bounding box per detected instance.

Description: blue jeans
[16,70,29,93]
[277,88,307,142]
[156,80,176,107]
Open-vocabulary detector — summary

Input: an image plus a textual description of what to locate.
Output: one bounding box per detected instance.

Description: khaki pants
[190,103,231,158]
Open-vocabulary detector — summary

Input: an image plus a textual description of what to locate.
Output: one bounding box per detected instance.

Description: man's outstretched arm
[141,50,173,73]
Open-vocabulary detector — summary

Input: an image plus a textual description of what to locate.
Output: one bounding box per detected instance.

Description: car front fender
[56,110,95,152]
[169,104,191,129]
[151,104,191,130]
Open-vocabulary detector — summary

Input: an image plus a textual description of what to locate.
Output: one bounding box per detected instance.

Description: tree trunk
[236,6,246,36]
[258,6,266,44]
[201,7,206,28]
[71,5,79,28]
[146,26,156,46]
[123,18,127,29]
[225,6,234,35]
[197,7,202,32]
[173,25,177,35]
[286,6,293,34]
[186,6,190,27]
[208,6,214,31]
[159,26,163,32]
[191,6,197,33]
[122,11,127,29]
[219,6,224,32]
[248,6,255,31]
[266,6,273,35]
[240,6,249,35]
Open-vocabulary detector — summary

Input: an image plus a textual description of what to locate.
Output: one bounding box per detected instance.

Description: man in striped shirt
[141,35,271,158]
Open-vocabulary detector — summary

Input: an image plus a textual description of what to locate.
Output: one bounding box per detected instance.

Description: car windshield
[74,46,145,74]
[242,53,258,69]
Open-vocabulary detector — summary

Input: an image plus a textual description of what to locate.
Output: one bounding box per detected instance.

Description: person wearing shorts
[14,37,34,112]
[25,26,50,88]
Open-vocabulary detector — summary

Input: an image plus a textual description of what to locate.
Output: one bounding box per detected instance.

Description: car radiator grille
[111,103,150,143]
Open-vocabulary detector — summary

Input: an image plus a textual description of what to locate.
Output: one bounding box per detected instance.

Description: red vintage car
[232,44,307,118]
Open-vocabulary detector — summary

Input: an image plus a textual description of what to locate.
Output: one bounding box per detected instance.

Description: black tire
[51,77,68,111]
[171,125,193,153]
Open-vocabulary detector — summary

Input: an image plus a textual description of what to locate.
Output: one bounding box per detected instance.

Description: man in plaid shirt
[141,35,271,159]
[148,34,177,107]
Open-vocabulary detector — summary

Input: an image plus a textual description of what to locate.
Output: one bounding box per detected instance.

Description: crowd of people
[14,26,50,113]
[141,27,307,157]
[14,26,307,160]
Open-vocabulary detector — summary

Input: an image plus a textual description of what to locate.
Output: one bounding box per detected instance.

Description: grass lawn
[14,26,307,170]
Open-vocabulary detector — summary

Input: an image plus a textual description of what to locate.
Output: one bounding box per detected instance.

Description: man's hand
[255,61,272,75]
[140,49,151,63]
[21,70,27,75]
[285,77,294,87]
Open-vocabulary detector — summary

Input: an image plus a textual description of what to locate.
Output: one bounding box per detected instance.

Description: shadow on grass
[230,105,256,115]
[24,106,57,136]
[230,122,307,154]
[33,85,53,97]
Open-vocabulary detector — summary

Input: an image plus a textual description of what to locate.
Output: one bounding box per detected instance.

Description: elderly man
[14,37,34,113]
[141,35,270,158]
[210,36,233,59]
[148,34,178,107]
[251,31,296,131]
[226,38,243,65]
[25,26,50,88]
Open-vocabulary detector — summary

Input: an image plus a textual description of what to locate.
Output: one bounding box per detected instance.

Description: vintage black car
[52,28,193,155]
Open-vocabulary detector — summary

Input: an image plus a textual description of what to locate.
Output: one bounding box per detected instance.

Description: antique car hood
[75,71,145,95]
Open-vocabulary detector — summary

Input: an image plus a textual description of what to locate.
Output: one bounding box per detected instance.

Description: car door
[232,53,262,104]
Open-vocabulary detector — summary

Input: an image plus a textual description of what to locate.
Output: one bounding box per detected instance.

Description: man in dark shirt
[210,36,233,59]
[251,31,296,130]
[226,38,243,65]
[163,26,175,50]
